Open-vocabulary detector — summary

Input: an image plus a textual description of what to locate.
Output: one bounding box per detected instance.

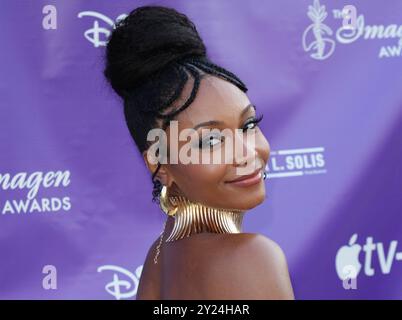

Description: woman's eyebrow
[192,103,256,130]
[192,120,224,130]
[240,103,256,118]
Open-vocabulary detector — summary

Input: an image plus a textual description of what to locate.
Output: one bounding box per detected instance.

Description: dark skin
[137,75,295,299]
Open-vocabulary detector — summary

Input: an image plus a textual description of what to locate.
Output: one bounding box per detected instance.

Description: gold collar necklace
[153,186,246,264]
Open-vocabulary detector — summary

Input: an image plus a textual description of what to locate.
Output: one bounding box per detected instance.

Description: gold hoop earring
[159,185,178,217]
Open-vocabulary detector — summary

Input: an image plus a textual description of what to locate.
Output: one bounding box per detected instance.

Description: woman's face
[147,75,270,211]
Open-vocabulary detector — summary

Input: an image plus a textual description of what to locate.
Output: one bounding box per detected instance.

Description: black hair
[103,5,248,204]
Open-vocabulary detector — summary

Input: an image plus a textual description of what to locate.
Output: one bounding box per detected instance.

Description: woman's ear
[143,149,157,173]
[154,167,174,187]
[142,149,174,187]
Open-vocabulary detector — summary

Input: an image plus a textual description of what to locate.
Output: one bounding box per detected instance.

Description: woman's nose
[233,131,257,167]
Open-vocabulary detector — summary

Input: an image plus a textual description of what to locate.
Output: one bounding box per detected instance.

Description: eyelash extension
[243,113,264,131]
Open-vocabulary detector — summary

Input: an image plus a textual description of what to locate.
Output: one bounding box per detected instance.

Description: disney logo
[97,264,143,300]
[77,11,127,47]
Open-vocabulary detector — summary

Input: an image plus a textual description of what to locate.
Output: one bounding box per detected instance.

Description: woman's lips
[225,167,263,187]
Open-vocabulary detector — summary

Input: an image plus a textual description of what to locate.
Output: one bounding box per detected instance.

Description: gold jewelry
[154,185,246,264]
[159,185,178,216]
[164,196,245,242]
[153,217,167,264]
[153,185,174,264]
[159,187,245,242]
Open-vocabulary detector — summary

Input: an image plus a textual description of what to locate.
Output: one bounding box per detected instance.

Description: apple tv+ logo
[335,233,402,289]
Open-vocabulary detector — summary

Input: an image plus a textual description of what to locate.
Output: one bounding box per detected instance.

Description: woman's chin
[227,185,267,211]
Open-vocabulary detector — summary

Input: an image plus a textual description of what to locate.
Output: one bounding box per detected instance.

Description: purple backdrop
[1,0,401,299]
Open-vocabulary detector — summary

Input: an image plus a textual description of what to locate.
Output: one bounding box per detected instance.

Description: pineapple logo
[302,0,336,60]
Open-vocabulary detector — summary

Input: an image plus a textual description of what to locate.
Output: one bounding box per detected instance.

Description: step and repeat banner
[1,0,401,299]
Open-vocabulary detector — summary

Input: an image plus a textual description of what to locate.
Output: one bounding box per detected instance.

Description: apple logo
[335,233,362,280]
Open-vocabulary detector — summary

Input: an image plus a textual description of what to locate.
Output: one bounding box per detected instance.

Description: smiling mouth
[225,167,264,187]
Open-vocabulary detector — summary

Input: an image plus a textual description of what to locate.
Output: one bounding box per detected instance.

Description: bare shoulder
[196,232,295,299]
[136,239,161,300]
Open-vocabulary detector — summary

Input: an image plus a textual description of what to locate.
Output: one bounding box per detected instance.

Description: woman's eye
[244,122,257,130]
[199,135,223,149]
[242,114,264,132]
